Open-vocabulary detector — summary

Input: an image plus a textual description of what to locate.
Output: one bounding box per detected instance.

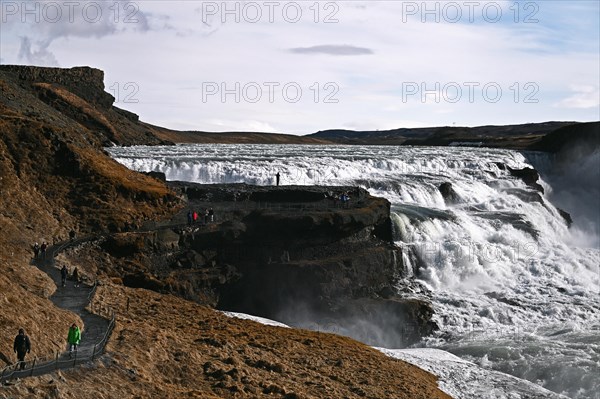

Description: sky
[0,0,599,134]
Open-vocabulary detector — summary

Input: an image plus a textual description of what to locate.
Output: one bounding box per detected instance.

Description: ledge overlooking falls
[88,182,436,348]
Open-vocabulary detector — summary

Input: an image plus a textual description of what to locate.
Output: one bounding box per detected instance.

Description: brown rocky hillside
[0,65,451,398]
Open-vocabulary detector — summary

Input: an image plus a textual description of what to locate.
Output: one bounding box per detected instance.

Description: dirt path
[0,241,112,382]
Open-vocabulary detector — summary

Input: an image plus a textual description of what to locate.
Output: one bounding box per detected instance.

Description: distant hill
[307,122,580,149]
[528,121,600,153]
[148,120,588,150]
[145,123,333,145]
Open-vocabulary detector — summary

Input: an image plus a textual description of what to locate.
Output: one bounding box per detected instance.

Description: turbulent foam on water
[378,347,570,399]
[107,144,600,399]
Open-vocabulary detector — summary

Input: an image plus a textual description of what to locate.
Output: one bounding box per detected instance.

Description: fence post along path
[0,239,115,383]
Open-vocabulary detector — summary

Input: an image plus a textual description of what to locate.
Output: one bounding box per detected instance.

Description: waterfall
[108,143,600,398]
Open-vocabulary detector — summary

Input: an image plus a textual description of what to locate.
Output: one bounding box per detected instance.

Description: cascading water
[108,144,599,399]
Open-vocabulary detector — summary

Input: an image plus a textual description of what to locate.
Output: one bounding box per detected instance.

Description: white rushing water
[107,144,599,399]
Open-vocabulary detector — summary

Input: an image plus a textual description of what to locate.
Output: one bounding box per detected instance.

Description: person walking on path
[276,172,280,186]
[72,267,80,288]
[33,242,39,259]
[61,265,68,287]
[13,328,31,370]
[67,324,81,358]
[40,242,47,259]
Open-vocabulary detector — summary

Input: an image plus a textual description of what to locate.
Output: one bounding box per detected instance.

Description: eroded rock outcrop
[439,182,460,204]
[84,184,436,347]
[0,65,170,146]
[507,166,544,193]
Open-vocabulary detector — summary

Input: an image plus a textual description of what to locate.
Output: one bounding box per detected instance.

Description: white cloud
[557,86,600,109]
[289,45,374,56]
[18,36,58,65]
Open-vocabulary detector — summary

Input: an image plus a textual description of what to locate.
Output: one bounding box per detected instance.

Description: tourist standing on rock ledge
[32,242,39,259]
[276,172,280,186]
[13,328,31,370]
[67,324,81,357]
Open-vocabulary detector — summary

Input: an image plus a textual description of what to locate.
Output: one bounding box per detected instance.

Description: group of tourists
[339,192,351,204]
[61,265,81,288]
[17,237,84,371]
[32,242,48,260]
[187,208,215,225]
[12,324,81,370]
[324,190,353,208]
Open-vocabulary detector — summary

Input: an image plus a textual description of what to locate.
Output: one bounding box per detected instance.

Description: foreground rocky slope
[0,65,179,363]
[2,284,451,399]
[0,65,450,398]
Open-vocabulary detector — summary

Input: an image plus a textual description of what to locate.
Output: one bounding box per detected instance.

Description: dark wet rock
[507,166,544,193]
[474,211,539,239]
[378,286,396,299]
[485,292,521,307]
[394,204,456,223]
[557,208,573,228]
[556,286,568,294]
[494,162,507,171]
[501,188,544,205]
[438,182,460,204]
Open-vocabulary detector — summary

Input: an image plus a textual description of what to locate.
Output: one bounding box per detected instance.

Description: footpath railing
[0,238,116,383]
[0,298,115,383]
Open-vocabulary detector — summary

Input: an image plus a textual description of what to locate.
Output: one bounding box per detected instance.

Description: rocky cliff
[0,65,450,398]
[64,184,436,348]
[528,121,599,155]
[0,65,172,146]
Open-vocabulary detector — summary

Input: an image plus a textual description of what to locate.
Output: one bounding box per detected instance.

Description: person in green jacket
[67,323,81,358]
